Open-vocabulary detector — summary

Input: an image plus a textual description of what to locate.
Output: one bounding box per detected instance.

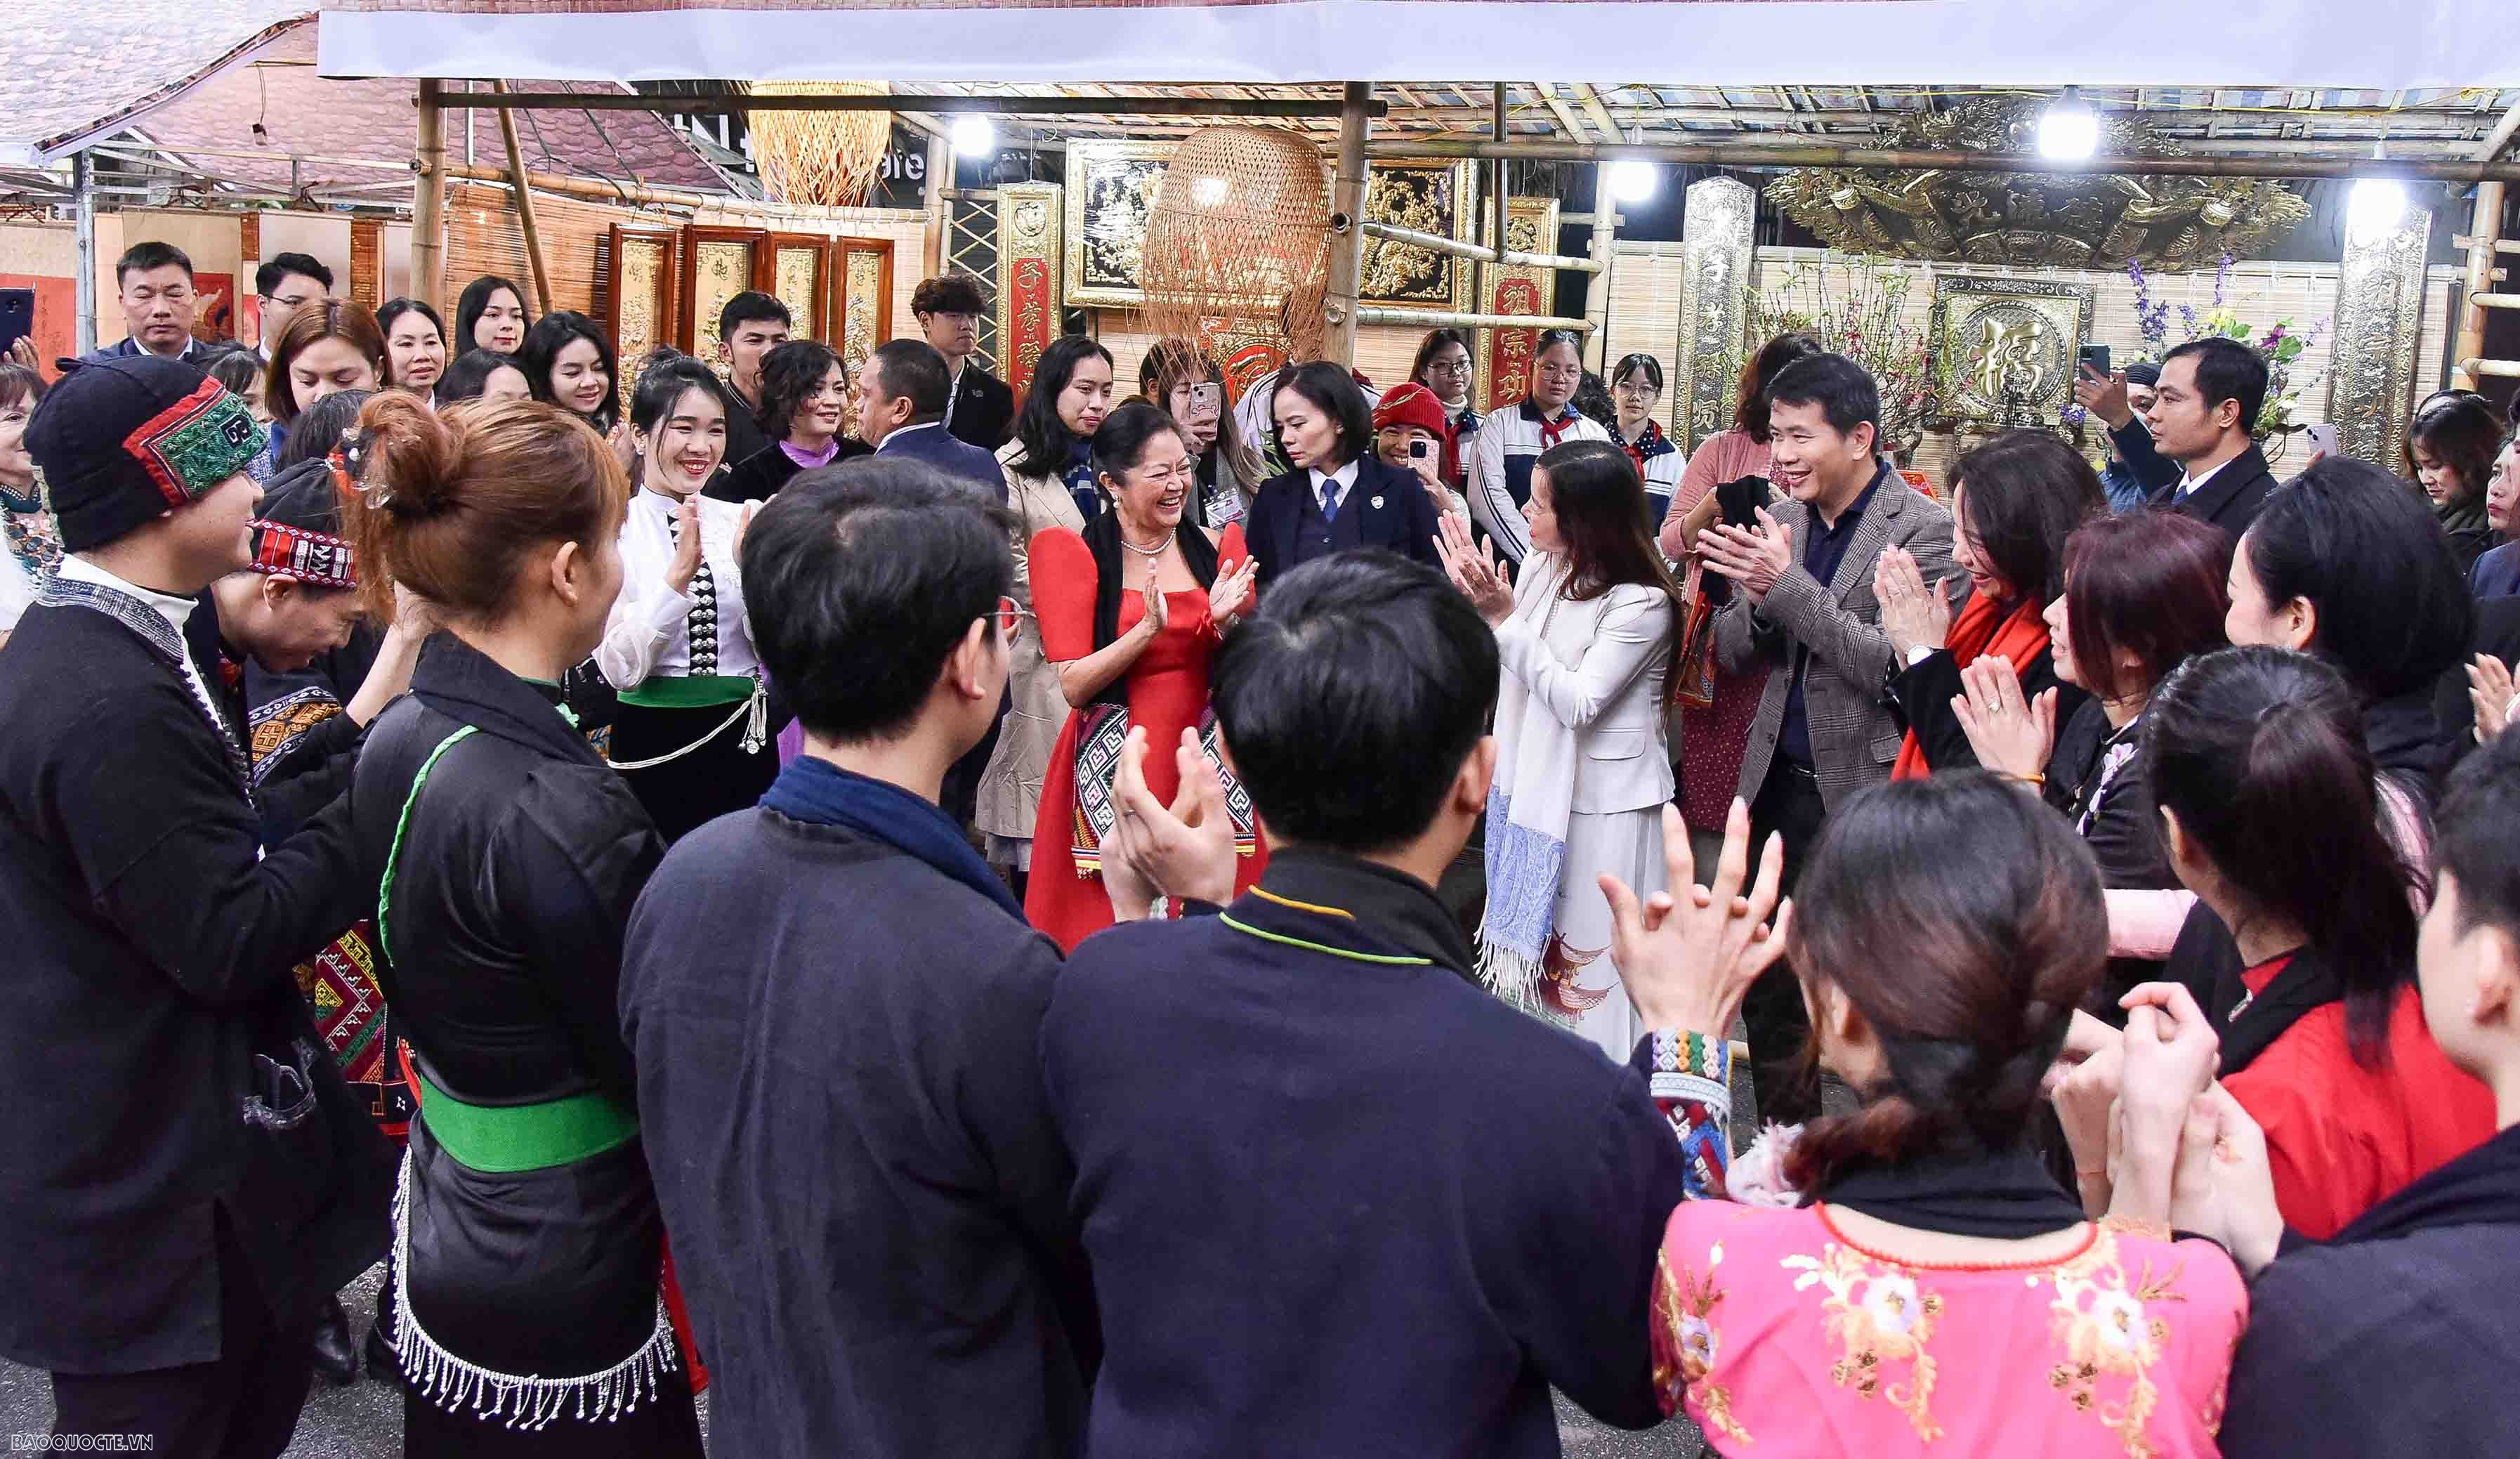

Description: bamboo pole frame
[491,80,554,316]
[1323,82,1374,367]
[2455,182,2505,390]
[1580,162,1620,371]
[1360,220,1601,274]
[413,79,447,317]
[1371,137,2520,184]
[1358,306,1592,332]
[433,92,1389,118]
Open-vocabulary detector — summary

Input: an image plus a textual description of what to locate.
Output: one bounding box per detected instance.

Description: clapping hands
[1599,800,1791,1038]
[1951,655,2058,782]
[1432,510,1515,626]
[1098,725,1240,920]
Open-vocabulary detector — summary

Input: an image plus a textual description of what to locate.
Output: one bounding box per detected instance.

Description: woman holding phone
[1370,382,1469,520]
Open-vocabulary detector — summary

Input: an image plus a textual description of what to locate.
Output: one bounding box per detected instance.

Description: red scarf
[1891,590,2050,780]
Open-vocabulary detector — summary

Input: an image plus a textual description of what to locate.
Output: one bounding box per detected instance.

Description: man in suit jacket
[2142,336,2281,539]
[859,339,1009,502]
[80,241,219,366]
[1245,361,1442,586]
[1699,352,1956,1123]
[913,273,1016,450]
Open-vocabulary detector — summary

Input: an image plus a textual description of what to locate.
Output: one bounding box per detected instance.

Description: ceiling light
[2037,87,2099,162]
[1607,158,1658,204]
[2348,140,2408,245]
[950,115,997,158]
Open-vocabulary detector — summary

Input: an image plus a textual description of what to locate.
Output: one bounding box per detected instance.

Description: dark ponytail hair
[273,388,377,473]
[2243,457,2473,702]
[1781,771,2106,1194]
[1011,334,1115,479]
[2144,646,2417,1063]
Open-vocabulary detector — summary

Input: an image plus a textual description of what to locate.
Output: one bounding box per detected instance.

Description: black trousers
[1744,758,1831,1126]
[50,1220,315,1459]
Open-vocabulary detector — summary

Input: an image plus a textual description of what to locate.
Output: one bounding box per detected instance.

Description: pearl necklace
[1119,530,1169,557]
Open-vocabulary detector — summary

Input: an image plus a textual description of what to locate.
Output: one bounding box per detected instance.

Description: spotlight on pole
[2348,143,2407,245]
[951,115,997,159]
[2037,86,2099,162]
[1607,159,1659,204]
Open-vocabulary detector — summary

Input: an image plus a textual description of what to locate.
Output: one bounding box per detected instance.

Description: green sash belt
[416,1071,639,1173]
[619,673,757,710]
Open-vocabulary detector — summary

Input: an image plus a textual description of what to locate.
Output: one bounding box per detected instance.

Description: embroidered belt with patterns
[1069,703,1256,877]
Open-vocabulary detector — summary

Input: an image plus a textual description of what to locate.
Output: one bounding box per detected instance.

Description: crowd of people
[0,233,2516,1459]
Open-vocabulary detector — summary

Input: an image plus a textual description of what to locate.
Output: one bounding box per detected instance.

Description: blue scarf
[760,755,1025,920]
[1062,438,1103,521]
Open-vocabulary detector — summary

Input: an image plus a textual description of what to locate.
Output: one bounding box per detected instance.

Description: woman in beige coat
[978,336,1115,888]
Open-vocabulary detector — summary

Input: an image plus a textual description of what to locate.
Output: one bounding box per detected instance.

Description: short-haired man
[2074,359,2175,512]
[2187,725,2520,1457]
[708,291,790,484]
[253,251,334,360]
[859,337,1009,499]
[911,273,1016,450]
[619,459,1231,1458]
[2144,335,2278,537]
[1695,351,1957,1124]
[1039,554,1756,1452]
[0,355,390,1453]
[91,242,216,363]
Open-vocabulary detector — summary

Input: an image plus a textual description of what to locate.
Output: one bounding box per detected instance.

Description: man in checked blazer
[1698,353,1958,1121]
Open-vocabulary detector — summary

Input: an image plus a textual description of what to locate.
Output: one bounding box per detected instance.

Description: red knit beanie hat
[1370,381,1448,438]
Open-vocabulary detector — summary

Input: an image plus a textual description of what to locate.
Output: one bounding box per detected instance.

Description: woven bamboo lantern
[1141,126,1332,380]
[746,81,892,207]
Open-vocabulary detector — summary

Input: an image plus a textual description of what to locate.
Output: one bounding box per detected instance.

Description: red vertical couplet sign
[1004,257,1054,398]
[1485,277,1542,412]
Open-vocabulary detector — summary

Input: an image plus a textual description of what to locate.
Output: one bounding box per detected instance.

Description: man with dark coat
[2143,336,2281,539]
[0,355,391,1453]
[913,273,1017,450]
[619,461,1232,1457]
[1039,554,1728,1455]
[2193,727,2520,1457]
[860,338,1009,501]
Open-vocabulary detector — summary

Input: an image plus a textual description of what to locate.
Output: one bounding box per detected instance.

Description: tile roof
[129,25,731,195]
[2,6,731,195]
[1,1,311,162]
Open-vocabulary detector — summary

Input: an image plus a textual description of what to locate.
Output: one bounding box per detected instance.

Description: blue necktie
[1320,479,1342,523]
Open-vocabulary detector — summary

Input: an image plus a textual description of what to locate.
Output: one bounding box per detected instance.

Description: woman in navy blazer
[1247,361,1444,586]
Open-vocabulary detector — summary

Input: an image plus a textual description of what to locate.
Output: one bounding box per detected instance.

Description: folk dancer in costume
[1605,353,1687,530]
[343,391,704,1457]
[1466,329,1612,568]
[1,355,393,1455]
[1436,440,1680,1060]
[598,357,780,845]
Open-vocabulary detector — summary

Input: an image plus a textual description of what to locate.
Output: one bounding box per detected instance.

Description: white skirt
[1543,804,1668,1061]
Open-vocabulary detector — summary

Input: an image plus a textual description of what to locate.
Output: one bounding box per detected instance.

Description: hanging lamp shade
[1141,126,1333,381]
[744,81,892,207]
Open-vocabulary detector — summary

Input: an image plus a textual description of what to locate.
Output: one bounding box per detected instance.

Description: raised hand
[1433,509,1515,625]
[1874,544,1955,658]
[1599,799,1790,1037]
[2108,981,2223,1223]
[2074,366,2135,430]
[1207,555,1259,627]
[1698,508,1792,606]
[1138,560,1170,639]
[1101,726,1239,920]
[667,496,703,594]
[1951,655,2057,782]
[2167,1085,2284,1274]
[2469,653,2515,743]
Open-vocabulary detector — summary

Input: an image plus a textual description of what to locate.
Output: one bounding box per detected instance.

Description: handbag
[1069,702,1258,877]
[1669,555,1719,709]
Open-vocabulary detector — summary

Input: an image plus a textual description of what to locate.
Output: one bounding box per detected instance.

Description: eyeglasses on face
[1426,358,1474,376]
[994,596,1036,640]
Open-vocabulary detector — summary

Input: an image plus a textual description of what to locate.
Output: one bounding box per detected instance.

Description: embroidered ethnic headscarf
[27,357,265,552]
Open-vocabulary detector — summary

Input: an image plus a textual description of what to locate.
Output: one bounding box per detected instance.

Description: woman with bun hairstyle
[1611,776,2246,1455]
[341,392,702,1455]
[2065,646,2495,1240]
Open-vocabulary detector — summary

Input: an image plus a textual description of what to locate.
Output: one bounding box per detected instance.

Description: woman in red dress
[1027,402,1265,950]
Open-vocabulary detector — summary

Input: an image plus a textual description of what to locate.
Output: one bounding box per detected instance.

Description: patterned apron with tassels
[1068,702,1257,877]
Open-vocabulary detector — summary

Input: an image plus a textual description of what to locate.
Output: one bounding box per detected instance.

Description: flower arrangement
[1750,254,1937,461]
[2125,254,2328,438]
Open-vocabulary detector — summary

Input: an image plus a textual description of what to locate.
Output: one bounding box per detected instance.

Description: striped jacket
[1465,398,1612,564]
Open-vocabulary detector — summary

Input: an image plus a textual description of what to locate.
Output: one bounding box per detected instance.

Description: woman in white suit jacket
[1436,439,1681,1060]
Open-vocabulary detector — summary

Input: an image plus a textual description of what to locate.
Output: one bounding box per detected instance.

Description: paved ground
[1,1259,1698,1456]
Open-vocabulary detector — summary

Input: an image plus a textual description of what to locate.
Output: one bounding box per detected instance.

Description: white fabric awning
[316,0,2520,89]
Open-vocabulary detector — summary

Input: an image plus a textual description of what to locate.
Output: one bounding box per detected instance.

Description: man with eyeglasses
[85,242,218,365]
[1465,328,1611,566]
[251,253,334,362]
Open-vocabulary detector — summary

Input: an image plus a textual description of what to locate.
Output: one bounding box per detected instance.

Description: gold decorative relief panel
[1360,159,1478,310]
[1065,140,1174,308]
[774,244,825,339]
[2325,202,2435,467]
[680,229,762,363]
[997,184,1063,398]
[1930,276,2095,426]
[1674,178,1757,454]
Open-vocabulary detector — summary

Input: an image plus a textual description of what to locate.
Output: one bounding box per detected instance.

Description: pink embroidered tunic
[1652,1201,2246,1458]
